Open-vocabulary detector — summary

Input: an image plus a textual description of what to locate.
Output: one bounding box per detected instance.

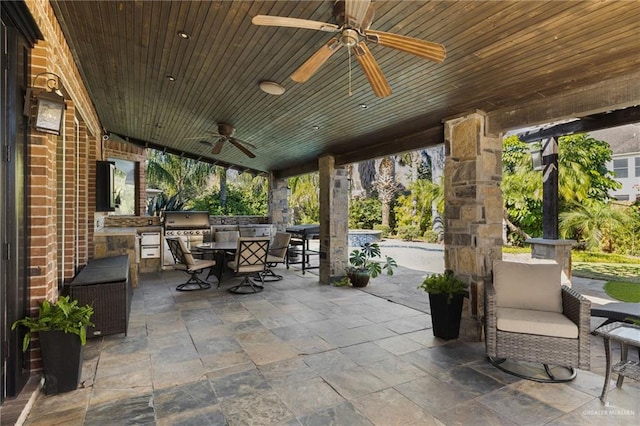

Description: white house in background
[590,124,640,202]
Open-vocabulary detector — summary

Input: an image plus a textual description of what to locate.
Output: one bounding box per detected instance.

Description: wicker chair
[166,237,216,291]
[485,260,591,382]
[261,232,291,282]
[227,237,270,294]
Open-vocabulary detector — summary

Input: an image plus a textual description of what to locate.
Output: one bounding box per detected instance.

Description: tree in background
[146,150,214,207]
[358,160,376,197]
[191,172,267,216]
[394,179,443,234]
[560,200,629,251]
[376,157,399,227]
[502,133,621,246]
[349,197,382,229]
[501,136,542,242]
[610,202,640,256]
[288,173,319,224]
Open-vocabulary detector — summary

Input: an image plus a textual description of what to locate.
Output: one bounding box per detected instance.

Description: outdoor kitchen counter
[94,227,139,287]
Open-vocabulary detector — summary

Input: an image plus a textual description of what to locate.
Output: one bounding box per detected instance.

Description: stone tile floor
[16,264,640,425]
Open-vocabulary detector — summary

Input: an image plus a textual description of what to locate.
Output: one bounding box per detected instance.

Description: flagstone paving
[17,257,640,425]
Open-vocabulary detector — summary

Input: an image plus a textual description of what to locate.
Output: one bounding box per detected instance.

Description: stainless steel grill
[162,211,211,250]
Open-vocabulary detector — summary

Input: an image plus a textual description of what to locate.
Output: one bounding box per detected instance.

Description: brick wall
[23,0,138,371]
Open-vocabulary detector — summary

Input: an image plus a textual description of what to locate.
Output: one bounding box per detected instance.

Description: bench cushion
[493,260,563,313]
[496,307,578,339]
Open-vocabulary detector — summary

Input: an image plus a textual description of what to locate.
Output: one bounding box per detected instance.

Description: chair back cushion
[166,237,195,266]
[493,260,563,313]
[232,237,270,273]
[268,232,292,260]
[214,231,240,243]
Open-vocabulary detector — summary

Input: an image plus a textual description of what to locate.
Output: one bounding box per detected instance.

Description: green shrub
[373,224,391,238]
[423,229,440,243]
[349,197,382,229]
[397,225,420,241]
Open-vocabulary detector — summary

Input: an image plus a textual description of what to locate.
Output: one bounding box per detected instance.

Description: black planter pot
[349,271,370,288]
[428,293,464,340]
[39,330,84,395]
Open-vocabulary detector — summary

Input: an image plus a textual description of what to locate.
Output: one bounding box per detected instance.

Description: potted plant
[12,296,94,395]
[347,242,397,287]
[418,270,467,340]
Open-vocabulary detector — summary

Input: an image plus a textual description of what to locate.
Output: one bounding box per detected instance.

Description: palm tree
[146,149,214,204]
[560,200,629,251]
[288,173,319,224]
[376,157,398,227]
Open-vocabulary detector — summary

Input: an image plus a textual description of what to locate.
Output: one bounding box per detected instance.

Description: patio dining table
[196,242,237,285]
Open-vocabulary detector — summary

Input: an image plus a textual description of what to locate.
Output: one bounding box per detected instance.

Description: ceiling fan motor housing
[218,123,235,137]
[341,29,359,47]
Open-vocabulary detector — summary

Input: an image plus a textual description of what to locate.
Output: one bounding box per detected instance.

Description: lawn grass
[572,262,640,283]
[502,246,640,283]
[603,281,640,302]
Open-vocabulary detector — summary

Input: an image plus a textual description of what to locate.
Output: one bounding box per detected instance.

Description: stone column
[319,155,349,284]
[268,173,290,232]
[526,238,576,279]
[444,112,503,341]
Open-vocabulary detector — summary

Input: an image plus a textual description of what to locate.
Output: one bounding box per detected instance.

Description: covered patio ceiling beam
[273,125,444,179]
[518,106,640,142]
[486,71,640,136]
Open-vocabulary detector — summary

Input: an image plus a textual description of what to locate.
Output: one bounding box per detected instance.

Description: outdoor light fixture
[530,146,543,171]
[24,72,66,135]
[259,80,285,95]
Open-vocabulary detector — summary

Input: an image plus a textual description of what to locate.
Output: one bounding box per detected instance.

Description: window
[613,158,628,178]
[635,157,640,177]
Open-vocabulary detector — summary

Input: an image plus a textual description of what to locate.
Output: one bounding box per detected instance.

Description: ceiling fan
[252,0,446,98]
[197,123,256,158]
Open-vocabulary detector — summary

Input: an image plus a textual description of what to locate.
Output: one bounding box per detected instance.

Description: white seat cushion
[496,307,578,339]
[493,260,563,313]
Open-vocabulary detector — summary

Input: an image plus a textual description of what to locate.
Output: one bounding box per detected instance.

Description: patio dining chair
[227,237,270,294]
[485,259,591,382]
[165,237,216,291]
[261,231,291,282]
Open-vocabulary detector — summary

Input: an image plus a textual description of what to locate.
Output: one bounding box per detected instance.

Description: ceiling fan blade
[345,0,371,29]
[252,15,339,32]
[353,42,392,98]
[360,3,376,30]
[229,138,256,158]
[365,29,446,63]
[291,38,342,83]
[211,139,225,155]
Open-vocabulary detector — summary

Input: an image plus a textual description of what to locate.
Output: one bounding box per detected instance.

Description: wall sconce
[530,147,543,171]
[24,72,66,135]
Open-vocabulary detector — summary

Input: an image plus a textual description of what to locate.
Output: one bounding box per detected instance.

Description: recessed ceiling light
[177,31,190,39]
[359,103,368,109]
[259,81,285,95]
[166,75,176,81]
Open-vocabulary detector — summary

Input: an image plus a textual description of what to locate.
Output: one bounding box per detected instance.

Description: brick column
[267,174,290,231]
[318,155,349,284]
[444,112,503,341]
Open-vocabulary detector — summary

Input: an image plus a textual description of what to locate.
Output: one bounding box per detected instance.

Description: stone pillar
[526,238,576,279]
[319,155,349,284]
[444,112,503,341]
[268,174,290,232]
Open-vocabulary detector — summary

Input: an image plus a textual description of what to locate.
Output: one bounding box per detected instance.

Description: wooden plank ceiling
[50,1,640,177]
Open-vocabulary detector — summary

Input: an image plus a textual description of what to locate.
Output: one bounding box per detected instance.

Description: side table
[594,322,640,403]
